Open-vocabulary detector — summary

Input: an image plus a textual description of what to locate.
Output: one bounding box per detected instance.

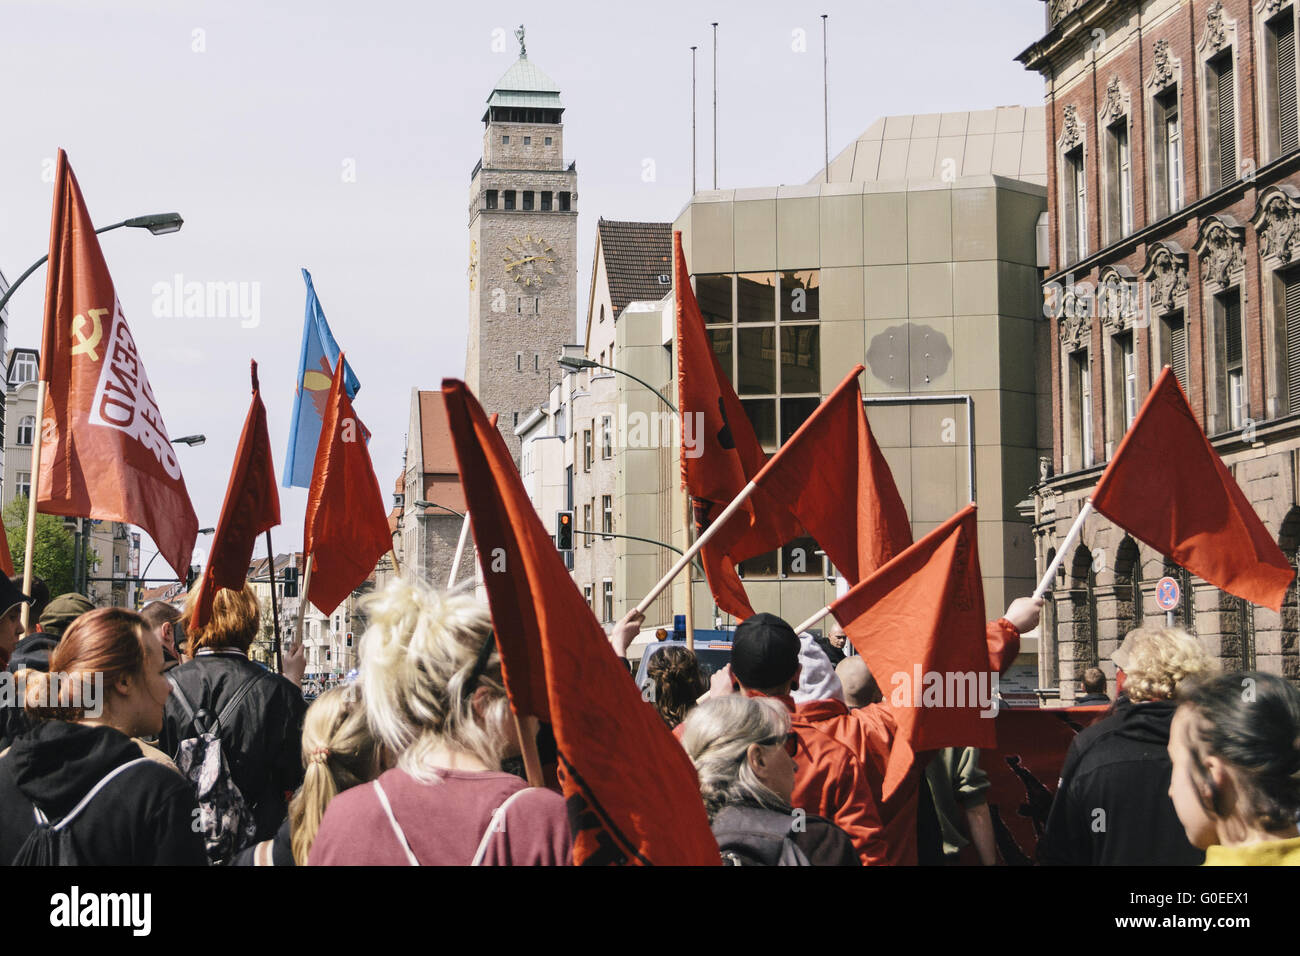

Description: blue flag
[284,269,360,488]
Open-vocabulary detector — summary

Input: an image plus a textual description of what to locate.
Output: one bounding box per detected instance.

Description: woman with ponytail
[0,608,208,865]
[1168,671,1300,865]
[235,685,382,865]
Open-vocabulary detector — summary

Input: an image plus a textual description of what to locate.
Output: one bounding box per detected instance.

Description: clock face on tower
[503,234,557,288]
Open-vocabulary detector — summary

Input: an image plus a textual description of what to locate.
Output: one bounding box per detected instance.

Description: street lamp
[557,355,677,413]
[0,212,184,315]
[413,499,464,518]
[171,434,206,447]
[138,527,214,581]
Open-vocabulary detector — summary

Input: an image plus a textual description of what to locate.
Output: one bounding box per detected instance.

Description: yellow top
[1203,836,1300,866]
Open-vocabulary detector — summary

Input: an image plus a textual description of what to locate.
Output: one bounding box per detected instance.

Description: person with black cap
[7,577,54,674]
[717,612,886,865]
[0,576,32,672]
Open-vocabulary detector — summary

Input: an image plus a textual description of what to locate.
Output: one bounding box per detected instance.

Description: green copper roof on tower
[485,25,562,113]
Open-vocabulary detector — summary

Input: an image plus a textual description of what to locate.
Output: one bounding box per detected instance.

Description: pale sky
[0,0,1046,579]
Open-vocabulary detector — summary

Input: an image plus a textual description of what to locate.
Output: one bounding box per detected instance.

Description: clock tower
[467,26,577,462]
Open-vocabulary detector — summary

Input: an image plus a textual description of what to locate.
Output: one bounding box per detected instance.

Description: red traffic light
[560,513,571,525]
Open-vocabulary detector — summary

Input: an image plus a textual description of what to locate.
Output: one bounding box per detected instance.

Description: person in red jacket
[715,613,887,866]
[796,597,1040,864]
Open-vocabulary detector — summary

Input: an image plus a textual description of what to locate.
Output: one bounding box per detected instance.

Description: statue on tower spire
[515,24,526,58]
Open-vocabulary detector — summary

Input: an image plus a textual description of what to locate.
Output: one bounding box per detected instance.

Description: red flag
[831,504,991,800]
[443,378,720,866]
[190,361,281,629]
[303,354,392,615]
[675,232,801,618]
[753,364,912,583]
[1091,367,1294,611]
[37,150,198,580]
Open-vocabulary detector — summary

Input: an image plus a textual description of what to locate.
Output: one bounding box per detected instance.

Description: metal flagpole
[712,22,718,189]
[822,14,829,184]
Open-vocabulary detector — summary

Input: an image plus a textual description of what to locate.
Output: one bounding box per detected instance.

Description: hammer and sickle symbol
[71,308,108,360]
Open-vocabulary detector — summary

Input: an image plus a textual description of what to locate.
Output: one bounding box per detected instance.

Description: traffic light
[283,565,298,598]
[186,565,199,590]
[556,510,574,551]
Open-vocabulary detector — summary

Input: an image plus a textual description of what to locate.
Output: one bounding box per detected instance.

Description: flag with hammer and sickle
[37,149,198,582]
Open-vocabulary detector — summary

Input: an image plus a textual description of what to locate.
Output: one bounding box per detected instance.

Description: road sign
[1155,576,1180,611]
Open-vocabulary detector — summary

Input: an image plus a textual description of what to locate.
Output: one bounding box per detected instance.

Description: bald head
[836,656,881,708]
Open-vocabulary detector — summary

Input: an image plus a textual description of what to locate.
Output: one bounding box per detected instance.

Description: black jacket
[9,633,58,673]
[0,721,207,865]
[713,803,860,866]
[1037,699,1204,866]
[157,651,306,844]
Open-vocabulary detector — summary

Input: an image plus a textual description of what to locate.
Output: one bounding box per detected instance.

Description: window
[1069,351,1093,470]
[516,352,522,371]
[16,415,34,446]
[533,353,539,371]
[113,555,120,574]
[1207,52,1237,191]
[1063,147,1087,262]
[11,353,36,384]
[523,135,531,145]
[602,580,613,624]
[1218,290,1246,429]
[504,190,516,210]
[15,471,29,500]
[1153,87,1183,218]
[1280,272,1300,413]
[1116,332,1138,432]
[584,584,593,610]
[1161,310,1188,388]
[558,192,571,211]
[583,502,592,548]
[502,135,510,144]
[1105,120,1133,242]
[601,415,612,458]
[602,495,613,538]
[534,297,539,314]
[1266,9,1299,158]
[512,411,519,427]
[541,191,552,211]
[523,191,534,211]
[545,136,553,146]
[583,428,593,471]
[485,189,498,209]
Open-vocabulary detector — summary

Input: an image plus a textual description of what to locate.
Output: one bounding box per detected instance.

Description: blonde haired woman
[309,580,571,865]
[681,696,858,865]
[1039,626,1215,866]
[236,685,382,865]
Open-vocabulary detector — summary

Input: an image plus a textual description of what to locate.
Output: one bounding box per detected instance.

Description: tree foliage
[3,497,96,596]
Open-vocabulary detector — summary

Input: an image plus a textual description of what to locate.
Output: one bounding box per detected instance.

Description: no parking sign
[1155,576,1180,611]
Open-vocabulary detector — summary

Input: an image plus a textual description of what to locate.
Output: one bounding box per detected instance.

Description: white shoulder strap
[37,757,153,830]
[372,779,419,866]
[471,787,535,866]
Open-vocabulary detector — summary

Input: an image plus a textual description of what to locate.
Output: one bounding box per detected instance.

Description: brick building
[1019,0,1300,698]
[465,30,578,463]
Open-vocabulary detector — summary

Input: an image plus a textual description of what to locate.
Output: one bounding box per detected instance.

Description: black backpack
[167,669,271,865]
[11,757,152,865]
[712,805,812,866]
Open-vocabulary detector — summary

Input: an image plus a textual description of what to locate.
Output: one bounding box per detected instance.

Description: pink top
[308,767,572,866]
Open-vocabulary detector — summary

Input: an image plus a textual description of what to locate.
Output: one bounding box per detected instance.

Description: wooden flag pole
[295,553,315,645]
[1033,500,1093,600]
[512,712,544,788]
[265,530,283,674]
[448,511,471,588]
[794,605,832,636]
[20,381,48,630]
[635,480,756,615]
[683,490,695,652]
[388,547,401,577]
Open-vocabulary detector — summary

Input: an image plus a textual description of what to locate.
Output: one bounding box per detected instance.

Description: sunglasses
[758,732,799,758]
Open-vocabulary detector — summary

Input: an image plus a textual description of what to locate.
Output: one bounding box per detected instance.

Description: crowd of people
[0,568,1297,866]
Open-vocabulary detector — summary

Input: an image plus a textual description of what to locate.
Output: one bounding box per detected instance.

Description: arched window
[1070,542,1100,687]
[16,416,34,446]
[1114,536,1143,637]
